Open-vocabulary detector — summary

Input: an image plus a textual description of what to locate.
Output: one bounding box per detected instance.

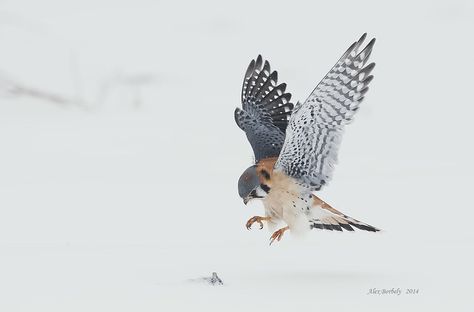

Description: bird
[234,33,380,245]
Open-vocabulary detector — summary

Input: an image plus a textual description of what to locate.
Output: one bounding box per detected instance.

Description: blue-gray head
[238,165,272,205]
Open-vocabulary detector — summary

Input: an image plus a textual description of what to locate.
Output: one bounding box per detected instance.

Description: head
[238,164,272,205]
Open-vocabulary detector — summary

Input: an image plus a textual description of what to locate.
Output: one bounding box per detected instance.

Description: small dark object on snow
[188,272,224,286]
[203,272,223,286]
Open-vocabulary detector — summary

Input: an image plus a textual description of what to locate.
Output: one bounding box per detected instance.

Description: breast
[262,192,284,219]
[262,169,303,219]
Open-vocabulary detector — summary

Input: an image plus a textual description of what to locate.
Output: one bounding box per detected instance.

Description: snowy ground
[1,0,473,311]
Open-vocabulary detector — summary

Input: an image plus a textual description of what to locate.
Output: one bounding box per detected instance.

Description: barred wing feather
[235,55,295,162]
[275,34,376,190]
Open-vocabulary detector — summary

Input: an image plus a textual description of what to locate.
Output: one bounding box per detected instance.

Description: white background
[0,0,473,311]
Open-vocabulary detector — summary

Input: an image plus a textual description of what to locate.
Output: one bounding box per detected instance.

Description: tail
[309,195,380,232]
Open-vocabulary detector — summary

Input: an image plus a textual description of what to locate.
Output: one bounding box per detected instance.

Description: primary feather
[235,55,295,162]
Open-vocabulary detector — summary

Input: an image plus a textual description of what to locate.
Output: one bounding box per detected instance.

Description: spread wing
[275,34,376,190]
[235,55,295,163]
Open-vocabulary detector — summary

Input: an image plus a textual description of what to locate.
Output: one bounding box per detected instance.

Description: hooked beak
[243,196,250,205]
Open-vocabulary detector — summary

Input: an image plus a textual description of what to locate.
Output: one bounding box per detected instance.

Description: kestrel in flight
[235,33,380,245]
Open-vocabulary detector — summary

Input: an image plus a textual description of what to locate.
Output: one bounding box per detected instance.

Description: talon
[246,216,270,230]
[269,236,275,245]
[269,226,289,246]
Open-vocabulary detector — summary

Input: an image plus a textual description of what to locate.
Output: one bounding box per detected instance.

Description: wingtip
[270,70,278,83]
[366,37,376,49]
[234,107,242,118]
[234,107,245,130]
[245,59,256,78]
[357,33,378,51]
[363,74,374,83]
[255,55,263,69]
[366,62,376,71]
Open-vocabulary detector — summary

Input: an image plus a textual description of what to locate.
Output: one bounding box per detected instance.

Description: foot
[269,226,289,245]
[246,216,271,230]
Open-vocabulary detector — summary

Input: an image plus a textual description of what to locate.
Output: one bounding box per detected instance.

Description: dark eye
[260,170,270,180]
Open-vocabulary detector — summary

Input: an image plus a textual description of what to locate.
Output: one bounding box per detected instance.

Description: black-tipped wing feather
[235,55,295,162]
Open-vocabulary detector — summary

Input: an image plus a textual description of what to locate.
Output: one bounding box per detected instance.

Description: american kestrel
[235,33,380,245]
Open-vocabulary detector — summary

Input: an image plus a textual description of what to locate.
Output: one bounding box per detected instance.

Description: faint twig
[0,73,85,107]
[97,72,156,109]
[0,13,157,110]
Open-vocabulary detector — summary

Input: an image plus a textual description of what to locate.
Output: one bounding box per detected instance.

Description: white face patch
[254,185,268,198]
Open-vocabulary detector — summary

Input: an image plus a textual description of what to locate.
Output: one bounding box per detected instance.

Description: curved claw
[269,226,289,245]
[246,216,267,230]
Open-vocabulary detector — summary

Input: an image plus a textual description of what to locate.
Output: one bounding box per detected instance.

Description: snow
[0,0,473,311]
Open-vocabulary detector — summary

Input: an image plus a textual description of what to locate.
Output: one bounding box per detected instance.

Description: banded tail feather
[310,215,380,232]
[310,195,380,232]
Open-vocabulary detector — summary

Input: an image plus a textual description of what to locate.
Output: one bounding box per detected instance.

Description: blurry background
[0,0,473,311]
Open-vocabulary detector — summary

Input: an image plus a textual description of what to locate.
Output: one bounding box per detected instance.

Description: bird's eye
[260,170,270,180]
